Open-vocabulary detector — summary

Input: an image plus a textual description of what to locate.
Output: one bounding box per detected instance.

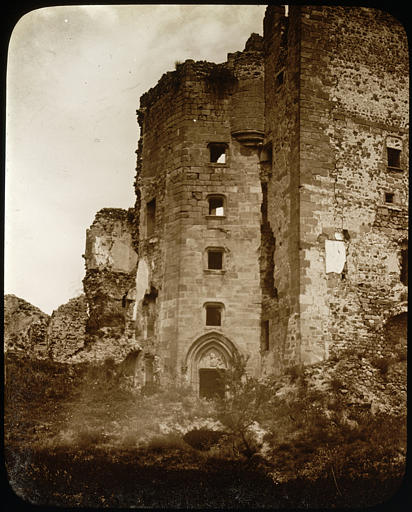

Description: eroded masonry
[81,6,408,397]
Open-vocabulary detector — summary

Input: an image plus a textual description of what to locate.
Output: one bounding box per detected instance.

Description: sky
[5,4,267,314]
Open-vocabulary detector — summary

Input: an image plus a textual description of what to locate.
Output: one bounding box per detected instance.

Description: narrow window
[387,148,401,169]
[208,249,223,270]
[400,243,408,286]
[146,198,156,237]
[208,195,225,216]
[262,320,270,351]
[205,304,222,326]
[276,71,284,88]
[209,143,227,163]
[385,192,394,204]
[142,286,157,338]
[144,356,154,385]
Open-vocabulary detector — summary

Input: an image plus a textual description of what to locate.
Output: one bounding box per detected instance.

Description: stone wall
[134,36,266,387]
[4,295,49,358]
[297,5,408,364]
[49,6,406,388]
[263,5,408,371]
[83,208,138,338]
[263,7,302,373]
[46,295,88,362]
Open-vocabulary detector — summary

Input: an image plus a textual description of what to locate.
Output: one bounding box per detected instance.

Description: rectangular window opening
[276,71,284,88]
[385,192,394,204]
[209,143,226,164]
[146,198,156,237]
[400,248,408,286]
[144,357,154,385]
[208,196,224,216]
[387,148,401,168]
[206,305,222,326]
[208,250,223,270]
[262,320,270,351]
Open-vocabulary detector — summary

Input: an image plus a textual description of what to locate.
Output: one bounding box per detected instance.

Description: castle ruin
[81,5,408,397]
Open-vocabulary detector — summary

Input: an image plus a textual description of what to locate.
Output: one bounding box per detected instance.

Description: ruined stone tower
[83,5,408,395]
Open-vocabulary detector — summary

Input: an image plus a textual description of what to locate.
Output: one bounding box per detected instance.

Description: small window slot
[208,195,225,216]
[208,143,227,164]
[387,148,401,169]
[205,304,223,326]
[400,241,408,286]
[262,320,270,351]
[146,198,156,237]
[276,71,284,88]
[385,192,394,204]
[260,142,273,164]
[208,249,223,270]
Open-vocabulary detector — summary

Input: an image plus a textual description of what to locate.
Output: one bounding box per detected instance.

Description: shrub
[329,375,345,393]
[76,427,106,448]
[183,428,224,451]
[285,364,305,383]
[371,356,393,375]
[214,354,272,459]
[145,433,191,453]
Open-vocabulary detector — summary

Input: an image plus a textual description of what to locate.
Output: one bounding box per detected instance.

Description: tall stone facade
[262,5,408,373]
[132,34,266,393]
[82,6,408,393]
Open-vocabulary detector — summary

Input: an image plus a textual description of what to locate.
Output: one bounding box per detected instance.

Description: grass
[4,352,407,508]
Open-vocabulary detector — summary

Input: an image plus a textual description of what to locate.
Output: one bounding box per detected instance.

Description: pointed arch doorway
[185,332,238,398]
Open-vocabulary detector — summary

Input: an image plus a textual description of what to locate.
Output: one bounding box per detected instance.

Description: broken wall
[263,7,302,372]
[297,5,408,364]
[264,5,408,370]
[4,294,50,358]
[83,208,138,338]
[46,295,88,362]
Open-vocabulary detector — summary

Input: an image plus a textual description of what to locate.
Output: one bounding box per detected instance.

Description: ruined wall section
[4,295,50,358]
[46,295,88,362]
[263,6,302,373]
[135,65,191,381]
[83,208,138,339]
[295,6,408,363]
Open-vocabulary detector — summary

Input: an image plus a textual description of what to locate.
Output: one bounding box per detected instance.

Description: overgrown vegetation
[5,351,406,507]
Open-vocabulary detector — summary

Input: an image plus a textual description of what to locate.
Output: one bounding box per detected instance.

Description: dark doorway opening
[199,368,225,399]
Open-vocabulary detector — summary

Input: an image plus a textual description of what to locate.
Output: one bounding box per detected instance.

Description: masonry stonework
[80,6,407,391]
[263,5,408,374]
[83,208,138,339]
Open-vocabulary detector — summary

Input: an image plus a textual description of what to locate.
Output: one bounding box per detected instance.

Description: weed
[145,432,191,453]
[329,375,344,393]
[371,356,393,375]
[285,364,305,383]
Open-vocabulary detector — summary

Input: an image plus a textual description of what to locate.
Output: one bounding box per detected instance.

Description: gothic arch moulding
[184,331,239,393]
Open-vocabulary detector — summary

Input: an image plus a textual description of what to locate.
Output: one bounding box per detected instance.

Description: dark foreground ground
[4,354,408,509]
[5,446,406,509]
